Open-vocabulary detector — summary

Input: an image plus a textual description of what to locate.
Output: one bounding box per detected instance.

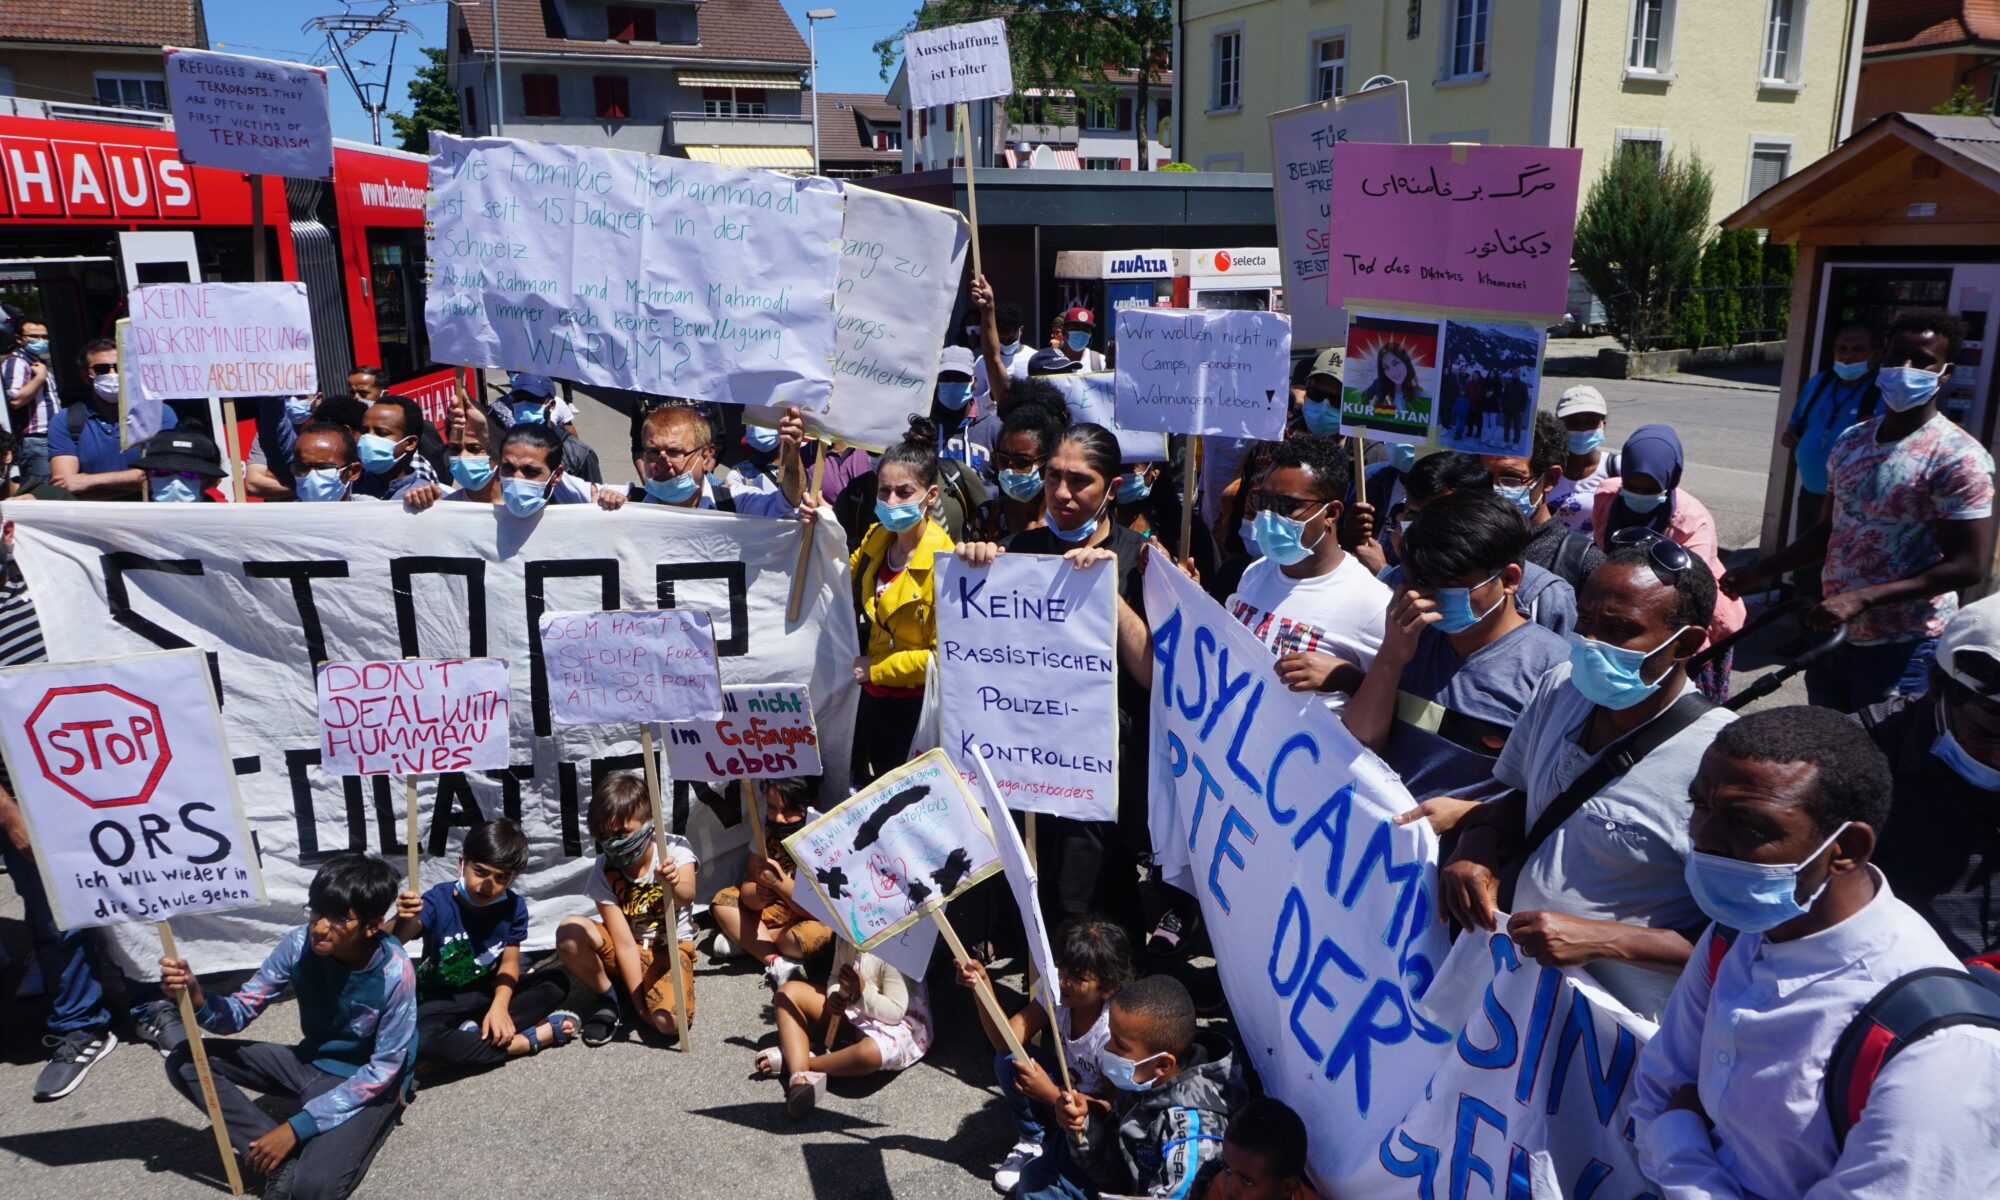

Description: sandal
[526,1010,581,1055]
[753,1047,783,1078]
[785,1070,826,1119]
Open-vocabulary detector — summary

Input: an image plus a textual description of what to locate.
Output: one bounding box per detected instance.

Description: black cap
[138,430,226,478]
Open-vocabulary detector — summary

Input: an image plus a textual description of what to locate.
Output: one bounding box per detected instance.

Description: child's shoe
[581,1005,619,1047]
[762,958,805,989]
[710,932,737,961]
[785,1070,825,1119]
[993,1140,1043,1193]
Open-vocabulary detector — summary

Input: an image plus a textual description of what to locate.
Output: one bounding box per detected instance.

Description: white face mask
[92,372,120,402]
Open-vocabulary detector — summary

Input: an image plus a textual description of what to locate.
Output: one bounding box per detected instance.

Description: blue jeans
[1012,1125,1093,1200]
[1,836,112,1034]
[13,434,48,488]
[1805,637,1936,714]
[996,1042,1063,1145]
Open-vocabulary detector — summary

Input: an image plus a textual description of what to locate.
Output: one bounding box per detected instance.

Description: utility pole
[305,7,420,146]
[806,9,837,175]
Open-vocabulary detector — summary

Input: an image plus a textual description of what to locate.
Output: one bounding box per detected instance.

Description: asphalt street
[0,356,1802,1198]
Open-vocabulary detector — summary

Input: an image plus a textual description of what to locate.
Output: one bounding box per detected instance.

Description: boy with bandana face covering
[555,773,699,1046]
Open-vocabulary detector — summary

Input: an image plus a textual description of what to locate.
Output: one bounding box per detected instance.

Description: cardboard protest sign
[315,659,512,777]
[9,502,862,973]
[787,848,941,979]
[127,282,315,406]
[0,650,265,930]
[968,749,1060,1008]
[744,186,971,451]
[113,316,162,450]
[1045,372,1170,463]
[1433,316,1549,459]
[936,552,1119,820]
[1114,308,1291,440]
[785,748,1000,949]
[664,683,820,781]
[1340,311,1442,443]
[425,133,843,412]
[1267,83,1410,348]
[164,48,332,181]
[1325,143,1584,319]
[538,608,723,726]
[903,19,1014,109]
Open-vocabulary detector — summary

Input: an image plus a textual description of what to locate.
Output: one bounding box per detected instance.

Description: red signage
[0,117,238,225]
[26,685,173,809]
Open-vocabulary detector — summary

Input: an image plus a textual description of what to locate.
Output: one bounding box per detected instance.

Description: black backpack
[1704,927,2000,1147]
[1551,530,1597,589]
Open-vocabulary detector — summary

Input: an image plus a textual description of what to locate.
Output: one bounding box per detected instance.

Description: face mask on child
[596,824,654,868]
[1100,1048,1168,1092]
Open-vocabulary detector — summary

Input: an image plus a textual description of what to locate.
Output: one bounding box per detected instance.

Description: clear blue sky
[202,0,921,144]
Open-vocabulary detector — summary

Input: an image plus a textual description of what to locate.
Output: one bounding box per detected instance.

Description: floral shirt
[1824,414,1995,644]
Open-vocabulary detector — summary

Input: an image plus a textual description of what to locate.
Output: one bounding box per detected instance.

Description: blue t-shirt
[1384,561,1576,638]
[1381,619,1570,801]
[414,879,528,999]
[48,403,177,475]
[1787,369,1879,496]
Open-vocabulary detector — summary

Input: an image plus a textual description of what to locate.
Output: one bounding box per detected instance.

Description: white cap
[1937,593,2000,697]
[1555,384,1607,418]
[938,346,976,377]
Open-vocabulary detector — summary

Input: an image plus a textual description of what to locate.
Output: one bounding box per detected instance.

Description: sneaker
[132,1000,187,1058]
[710,932,738,961]
[1146,907,1193,957]
[33,1028,118,1101]
[762,958,805,990]
[993,1140,1044,1193]
[580,1006,619,1047]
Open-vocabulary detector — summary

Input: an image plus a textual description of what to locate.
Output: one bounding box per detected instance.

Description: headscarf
[1603,423,1683,539]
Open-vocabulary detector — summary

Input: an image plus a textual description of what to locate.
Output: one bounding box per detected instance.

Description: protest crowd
[4,38,2000,1200]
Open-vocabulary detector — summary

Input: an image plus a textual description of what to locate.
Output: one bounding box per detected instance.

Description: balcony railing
[667,112,812,147]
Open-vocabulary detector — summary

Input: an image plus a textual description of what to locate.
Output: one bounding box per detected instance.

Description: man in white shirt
[1631,705,2000,1199]
[971,301,1030,403]
[1224,434,1388,711]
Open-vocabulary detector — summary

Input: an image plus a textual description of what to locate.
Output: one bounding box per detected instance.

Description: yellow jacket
[850,518,954,690]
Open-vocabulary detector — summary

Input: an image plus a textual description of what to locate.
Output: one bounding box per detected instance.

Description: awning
[1053,148,1082,171]
[681,145,814,170]
[678,71,802,90]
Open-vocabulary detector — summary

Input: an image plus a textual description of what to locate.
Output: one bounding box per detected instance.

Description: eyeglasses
[87,362,117,376]
[1249,490,1325,517]
[992,452,1044,471]
[1610,526,1691,576]
[1303,387,1338,404]
[300,905,360,929]
[641,444,707,466]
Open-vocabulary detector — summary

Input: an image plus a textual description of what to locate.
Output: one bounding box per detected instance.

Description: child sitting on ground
[1015,974,1241,1200]
[757,948,932,1119]
[555,772,699,1045]
[157,853,414,1200]
[1195,1097,1322,1200]
[707,775,832,988]
[956,915,1135,1193]
[390,818,578,1072]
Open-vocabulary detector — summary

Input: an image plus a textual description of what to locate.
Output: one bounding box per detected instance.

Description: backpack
[1551,530,1596,589]
[1704,927,2000,1148]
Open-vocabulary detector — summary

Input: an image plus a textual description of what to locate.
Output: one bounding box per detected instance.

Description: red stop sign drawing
[26,684,172,808]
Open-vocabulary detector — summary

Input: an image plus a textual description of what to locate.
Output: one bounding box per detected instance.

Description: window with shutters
[1446,0,1490,78]
[1084,97,1117,130]
[1212,29,1242,111]
[1747,141,1791,200]
[522,74,560,118]
[702,87,766,117]
[1761,0,1798,83]
[594,76,630,120]
[1314,36,1347,102]
[605,5,655,42]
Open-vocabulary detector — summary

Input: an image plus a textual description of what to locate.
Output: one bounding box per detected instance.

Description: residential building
[1176,0,1868,221]
[815,92,901,179]
[889,64,1171,172]
[450,0,813,171]
[0,0,207,114]
[1854,2,2000,124]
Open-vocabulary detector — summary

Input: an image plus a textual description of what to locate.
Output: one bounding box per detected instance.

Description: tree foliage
[1934,84,1991,116]
[389,47,462,155]
[1572,148,1714,349]
[875,2,1171,169]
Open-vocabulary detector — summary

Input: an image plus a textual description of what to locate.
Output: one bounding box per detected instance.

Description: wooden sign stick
[159,921,245,1196]
[403,777,421,889]
[740,777,766,857]
[1022,812,1041,1007]
[1037,975,1088,1148]
[637,724,692,1049]
[785,441,830,624]
[956,102,984,280]
[930,907,1029,1065]
[821,936,852,1046]
[220,398,246,504]
[1178,439,1198,569]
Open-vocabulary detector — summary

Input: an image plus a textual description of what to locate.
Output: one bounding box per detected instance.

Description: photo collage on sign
[1340,311,1547,458]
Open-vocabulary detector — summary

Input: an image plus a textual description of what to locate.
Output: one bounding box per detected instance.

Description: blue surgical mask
[23,339,48,356]
[502,476,552,517]
[1300,398,1341,436]
[150,476,199,504]
[510,399,550,425]
[1684,822,1850,933]
[875,497,925,532]
[1621,489,1667,514]
[455,877,509,908]
[1116,473,1154,504]
[1239,516,1261,558]
[644,468,700,505]
[1048,502,1105,544]
[1099,1048,1167,1092]
[1876,365,1945,412]
[1433,573,1503,634]
[1066,331,1091,352]
[1566,626,1688,710]
[1567,429,1604,456]
[936,381,974,411]
[294,468,350,503]
[744,423,780,453]
[1830,360,1869,383]
[998,467,1043,502]
[1387,443,1418,473]
[285,395,315,425]
[356,433,406,475]
[1495,482,1538,516]
[1935,699,2000,790]
[450,455,494,490]
[1252,505,1327,567]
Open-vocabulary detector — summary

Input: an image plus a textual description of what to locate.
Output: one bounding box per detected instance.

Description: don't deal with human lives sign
[0,650,265,930]
[128,281,315,404]
[314,658,513,777]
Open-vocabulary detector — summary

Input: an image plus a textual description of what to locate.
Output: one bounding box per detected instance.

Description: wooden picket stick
[220,398,246,503]
[1022,813,1040,1005]
[637,724,693,1049]
[785,441,830,624]
[821,936,852,1046]
[403,777,420,889]
[930,907,1029,1065]
[956,102,984,280]
[1178,440,1198,567]
[158,921,244,1196]
[739,776,765,857]
[1037,972,1088,1149]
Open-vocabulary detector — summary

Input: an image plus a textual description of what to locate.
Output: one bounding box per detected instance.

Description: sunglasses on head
[1610,526,1691,576]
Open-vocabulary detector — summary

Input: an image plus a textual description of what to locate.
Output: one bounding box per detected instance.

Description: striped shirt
[0,350,59,436]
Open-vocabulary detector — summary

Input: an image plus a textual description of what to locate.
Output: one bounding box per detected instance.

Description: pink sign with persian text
[1325,143,1583,318]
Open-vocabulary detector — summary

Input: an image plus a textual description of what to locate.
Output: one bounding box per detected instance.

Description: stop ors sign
[26,684,173,808]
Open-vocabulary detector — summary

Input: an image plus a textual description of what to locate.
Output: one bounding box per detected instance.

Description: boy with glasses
[157,853,415,1199]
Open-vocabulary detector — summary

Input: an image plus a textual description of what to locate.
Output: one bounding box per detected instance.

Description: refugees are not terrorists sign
[425,133,844,411]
